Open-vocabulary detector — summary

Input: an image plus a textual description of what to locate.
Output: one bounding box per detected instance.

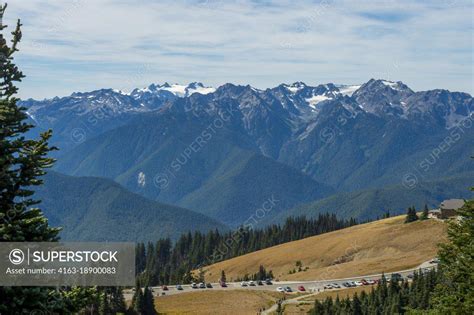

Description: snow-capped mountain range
[23,79,472,122]
[20,79,473,155]
[19,78,473,226]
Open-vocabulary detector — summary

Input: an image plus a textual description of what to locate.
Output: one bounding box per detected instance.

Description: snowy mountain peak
[335,84,361,96]
[284,82,307,93]
[361,79,413,93]
[141,82,215,97]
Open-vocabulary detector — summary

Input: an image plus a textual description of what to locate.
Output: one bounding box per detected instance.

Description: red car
[298,285,306,291]
[162,285,169,291]
[361,279,369,285]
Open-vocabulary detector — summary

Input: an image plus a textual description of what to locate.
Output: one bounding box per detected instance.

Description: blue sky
[5,0,474,99]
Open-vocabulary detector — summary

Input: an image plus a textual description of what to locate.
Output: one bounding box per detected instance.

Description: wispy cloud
[5,0,473,99]
[357,11,414,23]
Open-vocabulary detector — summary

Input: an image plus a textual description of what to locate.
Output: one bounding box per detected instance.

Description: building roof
[440,199,465,210]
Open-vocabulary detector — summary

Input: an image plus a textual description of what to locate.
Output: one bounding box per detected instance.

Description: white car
[240,281,248,287]
[323,284,333,289]
[367,280,376,285]
[249,281,256,286]
[276,287,285,292]
[354,281,363,286]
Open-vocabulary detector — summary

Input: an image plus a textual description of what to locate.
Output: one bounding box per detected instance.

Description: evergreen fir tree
[109,287,127,314]
[0,4,89,313]
[432,198,473,314]
[98,292,111,315]
[405,206,419,223]
[220,270,227,283]
[131,280,145,314]
[352,293,362,315]
[143,286,157,315]
[389,292,402,314]
[420,204,429,220]
[311,299,324,314]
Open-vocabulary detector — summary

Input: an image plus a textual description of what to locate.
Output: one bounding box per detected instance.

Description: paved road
[262,260,437,315]
[124,260,437,301]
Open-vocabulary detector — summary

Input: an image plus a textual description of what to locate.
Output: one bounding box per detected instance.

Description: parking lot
[123,262,437,299]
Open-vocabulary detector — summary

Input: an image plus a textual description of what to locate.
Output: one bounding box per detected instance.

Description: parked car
[284,286,293,292]
[323,284,333,289]
[407,274,414,279]
[206,283,213,288]
[176,285,183,290]
[240,281,248,287]
[199,282,206,289]
[249,281,256,286]
[332,283,341,288]
[367,280,376,285]
[391,273,403,281]
[361,279,368,285]
[265,279,273,285]
[276,287,285,292]
[354,281,363,286]
[298,285,306,291]
[191,282,198,289]
[257,280,264,285]
[347,281,357,287]
[220,281,227,287]
[162,285,169,291]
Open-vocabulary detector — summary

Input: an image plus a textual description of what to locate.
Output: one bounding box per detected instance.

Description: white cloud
[5,0,473,99]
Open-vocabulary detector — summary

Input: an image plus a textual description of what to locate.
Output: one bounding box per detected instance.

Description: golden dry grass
[202,216,447,282]
[154,290,281,315]
[281,302,314,315]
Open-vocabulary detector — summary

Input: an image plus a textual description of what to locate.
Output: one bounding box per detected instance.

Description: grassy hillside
[154,290,280,315]
[202,215,447,281]
[37,172,226,242]
[273,173,473,223]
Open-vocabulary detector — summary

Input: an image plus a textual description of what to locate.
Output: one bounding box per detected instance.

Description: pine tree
[0,4,88,313]
[431,198,474,314]
[311,299,324,314]
[389,292,402,314]
[352,293,362,315]
[143,286,157,315]
[405,206,419,223]
[220,270,227,283]
[420,204,429,220]
[131,280,145,314]
[0,2,59,242]
[98,291,111,315]
[109,287,127,314]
